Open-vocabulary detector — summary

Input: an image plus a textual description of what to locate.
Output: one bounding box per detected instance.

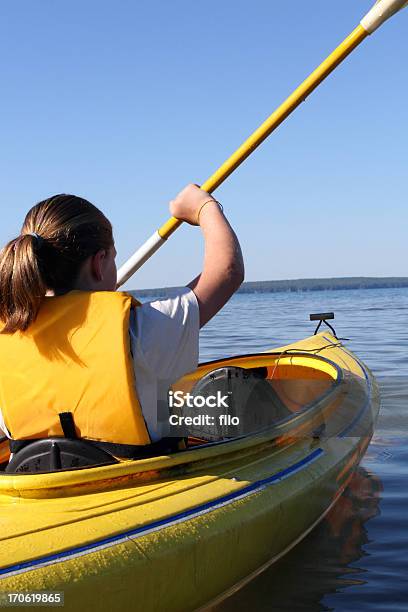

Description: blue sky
[0,1,406,289]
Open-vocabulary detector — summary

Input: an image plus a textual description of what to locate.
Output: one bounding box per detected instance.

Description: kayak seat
[5,438,118,474]
[177,366,292,441]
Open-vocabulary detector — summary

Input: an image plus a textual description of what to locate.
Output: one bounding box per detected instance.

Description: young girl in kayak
[0,184,244,460]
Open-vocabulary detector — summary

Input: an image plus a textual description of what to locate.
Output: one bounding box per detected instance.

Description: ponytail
[0,195,113,334]
[0,235,47,332]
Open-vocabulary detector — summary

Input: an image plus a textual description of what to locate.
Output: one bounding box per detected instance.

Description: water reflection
[214,467,383,612]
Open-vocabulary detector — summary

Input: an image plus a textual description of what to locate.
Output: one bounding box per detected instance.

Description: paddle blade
[361,0,408,33]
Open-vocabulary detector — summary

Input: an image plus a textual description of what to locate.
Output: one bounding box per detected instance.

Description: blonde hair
[0,194,113,333]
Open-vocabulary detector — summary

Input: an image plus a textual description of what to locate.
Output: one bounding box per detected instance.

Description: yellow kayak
[0,332,379,611]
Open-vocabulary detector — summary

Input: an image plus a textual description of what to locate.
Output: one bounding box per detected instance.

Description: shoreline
[131,277,408,298]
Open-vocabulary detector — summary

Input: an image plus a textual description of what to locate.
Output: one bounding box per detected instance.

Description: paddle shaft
[159,25,366,236]
[117,0,406,287]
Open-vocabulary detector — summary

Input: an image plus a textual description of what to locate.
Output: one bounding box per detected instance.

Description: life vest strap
[94,437,182,459]
[58,412,77,438]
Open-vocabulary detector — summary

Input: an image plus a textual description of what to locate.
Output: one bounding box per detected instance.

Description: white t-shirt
[0,288,200,443]
[129,288,199,441]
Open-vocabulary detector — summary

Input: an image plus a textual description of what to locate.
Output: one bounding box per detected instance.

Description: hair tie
[28,232,45,247]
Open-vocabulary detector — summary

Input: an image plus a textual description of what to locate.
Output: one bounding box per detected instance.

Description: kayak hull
[0,333,379,611]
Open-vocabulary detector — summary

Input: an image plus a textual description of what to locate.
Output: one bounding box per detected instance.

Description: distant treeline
[132,277,408,298]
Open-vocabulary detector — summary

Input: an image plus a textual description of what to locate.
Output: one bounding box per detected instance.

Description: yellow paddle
[117,0,407,288]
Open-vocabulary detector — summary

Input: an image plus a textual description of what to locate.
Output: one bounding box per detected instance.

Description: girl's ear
[90,250,106,282]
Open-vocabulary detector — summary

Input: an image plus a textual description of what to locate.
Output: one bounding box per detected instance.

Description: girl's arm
[170,184,244,327]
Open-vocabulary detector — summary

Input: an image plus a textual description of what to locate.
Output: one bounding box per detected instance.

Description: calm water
[197,287,408,611]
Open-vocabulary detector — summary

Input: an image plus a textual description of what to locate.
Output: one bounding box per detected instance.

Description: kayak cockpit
[170,351,341,442]
[0,349,341,475]
[0,331,376,501]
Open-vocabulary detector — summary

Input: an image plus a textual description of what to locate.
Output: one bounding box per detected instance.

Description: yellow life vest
[0,291,151,447]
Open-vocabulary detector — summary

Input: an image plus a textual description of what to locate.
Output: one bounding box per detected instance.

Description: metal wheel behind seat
[6,438,118,474]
